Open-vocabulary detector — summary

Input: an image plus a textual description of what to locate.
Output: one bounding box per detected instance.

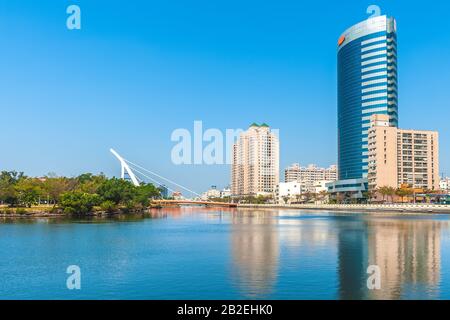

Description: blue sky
[1,0,449,194]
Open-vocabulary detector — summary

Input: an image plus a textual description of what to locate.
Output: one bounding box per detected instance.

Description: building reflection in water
[230,210,279,298]
[338,217,446,299]
[337,216,369,299]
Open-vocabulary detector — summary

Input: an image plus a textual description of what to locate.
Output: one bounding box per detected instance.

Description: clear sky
[1,0,449,195]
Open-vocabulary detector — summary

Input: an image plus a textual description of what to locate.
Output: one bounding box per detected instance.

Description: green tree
[60,191,100,215]
[133,183,161,207]
[76,173,95,184]
[396,188,413,203]
[42,177,74,206]
[0,171,24,206]
[318,190,328,203]
[335,192,344,204]
[76,173,107,194]
[302,192,313,203]
[362,191,371,203]
[241,195,272,204]
[15,178,43,207]
[97,178,136,205]
[378,186,393,202]
[386,186,396,202]
[395,188,405,203]
[343,192,353,203]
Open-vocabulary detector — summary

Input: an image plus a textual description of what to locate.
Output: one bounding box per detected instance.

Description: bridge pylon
[110,148,140,187]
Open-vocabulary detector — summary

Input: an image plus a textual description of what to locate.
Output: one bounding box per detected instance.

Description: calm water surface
[1,207,450,299]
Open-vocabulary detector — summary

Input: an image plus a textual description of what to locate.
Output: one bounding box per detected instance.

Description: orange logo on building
[338,35,345,46]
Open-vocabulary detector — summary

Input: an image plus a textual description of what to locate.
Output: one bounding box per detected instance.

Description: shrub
[15,208,27,215]
[49,206,60,214]
[100,200,117,213]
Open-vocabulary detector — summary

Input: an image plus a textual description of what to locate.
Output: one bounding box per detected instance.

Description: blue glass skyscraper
[328,15,398,199]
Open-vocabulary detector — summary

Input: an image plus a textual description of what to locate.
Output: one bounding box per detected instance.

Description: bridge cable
[128,167,178,195]
[123,159,201,197]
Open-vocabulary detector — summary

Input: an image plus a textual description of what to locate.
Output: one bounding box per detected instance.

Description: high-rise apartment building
[367,114,398,188]
[284,164,337,183]
[284,163,337,192]
[368,114,439,190]
[396,130,439,190]
[231,123,279,197]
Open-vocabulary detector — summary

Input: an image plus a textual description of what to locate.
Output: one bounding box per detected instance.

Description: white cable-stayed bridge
[110,148,237,208]
[110,148,200,197]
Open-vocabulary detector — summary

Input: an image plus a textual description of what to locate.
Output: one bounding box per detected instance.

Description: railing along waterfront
[237,203,450,213]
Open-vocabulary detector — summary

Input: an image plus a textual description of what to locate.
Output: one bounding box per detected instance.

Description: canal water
[1,207,450,299]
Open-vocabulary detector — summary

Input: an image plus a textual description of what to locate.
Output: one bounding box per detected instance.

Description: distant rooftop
[249,123,270,128]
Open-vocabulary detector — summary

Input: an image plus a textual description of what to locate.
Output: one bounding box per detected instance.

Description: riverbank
[238,203,450,214]
[0,206,156,218]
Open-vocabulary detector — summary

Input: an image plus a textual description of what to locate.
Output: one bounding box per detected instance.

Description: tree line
[0,171,162,215]
[371,186,417,203]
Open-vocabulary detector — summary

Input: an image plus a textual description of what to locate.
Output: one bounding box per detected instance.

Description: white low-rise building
[220,187,231,198]
[440,178,450,193]
[172,191,183,200]
[201,186,232,200]
[313,180,333,194]
[274,180,332,204]
[274,181,307,204]
[201,186,221,200]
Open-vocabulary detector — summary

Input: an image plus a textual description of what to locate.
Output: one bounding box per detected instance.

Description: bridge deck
[153,200,237,208]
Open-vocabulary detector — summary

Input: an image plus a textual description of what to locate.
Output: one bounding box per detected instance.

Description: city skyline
[2,2,450,304]
[1,1,450,194]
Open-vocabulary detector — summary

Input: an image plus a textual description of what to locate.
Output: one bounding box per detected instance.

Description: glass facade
[337,15,398,181]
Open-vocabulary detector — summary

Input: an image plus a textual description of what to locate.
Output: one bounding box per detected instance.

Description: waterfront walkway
[238,203,450,214]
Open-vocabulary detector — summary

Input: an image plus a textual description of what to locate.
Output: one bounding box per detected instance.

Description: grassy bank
[0,204,162,218]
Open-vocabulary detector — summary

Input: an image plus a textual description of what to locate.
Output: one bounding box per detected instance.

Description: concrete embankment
[238,203,450,214]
